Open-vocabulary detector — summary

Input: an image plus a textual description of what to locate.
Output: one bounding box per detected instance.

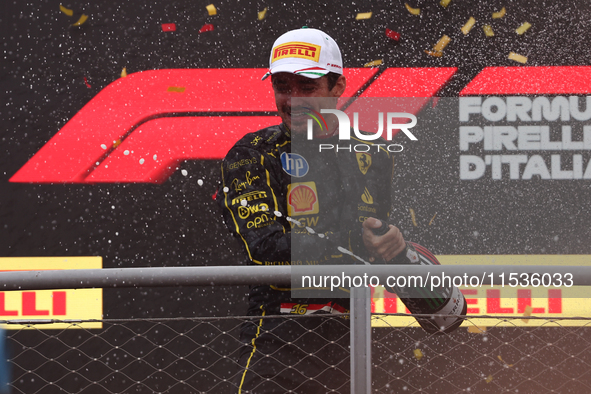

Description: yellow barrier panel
[0,257,102,329]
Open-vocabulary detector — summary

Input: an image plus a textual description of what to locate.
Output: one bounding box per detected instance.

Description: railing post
[350,286,371,393]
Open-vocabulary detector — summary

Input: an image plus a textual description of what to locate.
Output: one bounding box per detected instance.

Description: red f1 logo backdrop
[10,66,591,184]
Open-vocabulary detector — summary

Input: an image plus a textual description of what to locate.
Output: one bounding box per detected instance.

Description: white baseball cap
[261,27,343,81]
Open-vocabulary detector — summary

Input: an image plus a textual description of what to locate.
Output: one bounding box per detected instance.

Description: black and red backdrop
[2,0,591,391]
[3,0,591,318]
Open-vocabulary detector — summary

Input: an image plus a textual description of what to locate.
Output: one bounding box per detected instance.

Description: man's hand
[362,217,406,262]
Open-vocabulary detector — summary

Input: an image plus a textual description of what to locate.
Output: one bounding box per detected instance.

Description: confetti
[181,169,188,176]
[161,23,176,32]
[198,179,204,186]
[139,158,145,165]
[425,50,442,58]
[461,17,476,35]
[59,4,74,16]
[84,77,91,88]
[425,35,451,57]
[516,22,532,35]
[522,305,533,323]
[428,213,437,226]
[223,187,229,193]
[468,326,487,333]
[356,12,372,20]
[483,25,494,37]
[508,52,527,64]
[433,35,450,52]
[409,208,417,227]
[100,144,107,150]
[492,7,506,19]
[121,67,128,78]
[363,59,382,67]
[258,7,268,20]
[413,349,423,361]
[385,28,400,41]
[485,375,493,383]
[72,14,88,26]
[405,3,420,15]
[167,86,186,93]
[199,23,214,33]
[440,0,452,7]
[497,355,514,367]
[206,4,217,16]
[112,139,121,148]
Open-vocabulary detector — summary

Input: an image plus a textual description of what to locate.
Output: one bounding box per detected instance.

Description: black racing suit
[217,123,395,393]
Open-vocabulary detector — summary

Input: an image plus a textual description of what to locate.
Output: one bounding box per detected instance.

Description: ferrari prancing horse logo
[356,153,372,175]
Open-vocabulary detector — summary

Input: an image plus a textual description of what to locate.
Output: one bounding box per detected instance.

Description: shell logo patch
[287,181,319,216]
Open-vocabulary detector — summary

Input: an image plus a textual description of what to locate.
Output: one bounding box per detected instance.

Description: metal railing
[1,265,591,393]
[6,315,591,393]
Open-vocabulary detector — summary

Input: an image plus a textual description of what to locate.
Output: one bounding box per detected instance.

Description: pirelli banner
[0,257,102,329]
[5,66,591,327]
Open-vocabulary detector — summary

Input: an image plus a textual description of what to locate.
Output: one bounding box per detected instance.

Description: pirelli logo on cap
[272,42,321,63]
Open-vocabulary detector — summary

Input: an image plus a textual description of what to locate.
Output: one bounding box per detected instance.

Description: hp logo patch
[281,152,309,177]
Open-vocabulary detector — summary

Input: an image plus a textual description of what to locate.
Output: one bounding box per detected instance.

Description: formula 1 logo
[10,66,591,184]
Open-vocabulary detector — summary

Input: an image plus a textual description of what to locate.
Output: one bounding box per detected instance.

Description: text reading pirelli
[301,272,574,292]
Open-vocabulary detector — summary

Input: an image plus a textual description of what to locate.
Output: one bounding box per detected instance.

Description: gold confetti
[516,22,532,35]
[71,14,88,26]
[440,0,452,8]
[405,3,420,15]
[258,7,268,20]
[461,17,476,35]
[483,25,494,37]
[167,86,186,93]
[486,375,493,383]
[409,208,418,227]
[492,7,506,19]
[497,355,514,367]
[413,349,423,361]
[425,50,443,57]
[356,12,372,20]
[112,139,122,148]
[522,305,533,323]
[428,213,437,226]
[508,52,527,64]
[206,4,217,16]
[363,59,383,67]
[468,325,487,333]
[121,67,127,78]
[425,35,451,57]
[59,4,74,16]
[433,35,451,52]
